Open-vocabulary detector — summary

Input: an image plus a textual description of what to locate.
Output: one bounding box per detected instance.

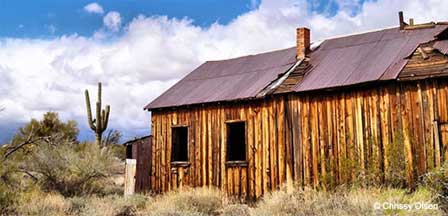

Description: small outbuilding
[123,135,152,193]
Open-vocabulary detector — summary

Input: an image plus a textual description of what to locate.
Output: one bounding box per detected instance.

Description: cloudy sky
[1,0,448,143]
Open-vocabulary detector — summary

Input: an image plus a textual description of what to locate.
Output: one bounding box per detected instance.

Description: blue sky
[0,0,260,38]
[0,0,447,144]
[0,0,369,38]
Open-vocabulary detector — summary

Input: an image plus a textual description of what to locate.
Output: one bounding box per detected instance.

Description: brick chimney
[398,11,405,30]
[296,27,310,59]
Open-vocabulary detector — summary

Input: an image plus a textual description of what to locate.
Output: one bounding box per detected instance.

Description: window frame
[225,120,248,166]
[170,125,189,164]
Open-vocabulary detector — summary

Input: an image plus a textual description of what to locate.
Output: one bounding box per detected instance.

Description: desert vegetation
[0,111,124,215]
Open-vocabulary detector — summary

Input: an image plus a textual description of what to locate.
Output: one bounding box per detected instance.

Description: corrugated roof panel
[146,24,448,110]
[145,47,296,109]
[434,40,448,54]
[294,25,448,91]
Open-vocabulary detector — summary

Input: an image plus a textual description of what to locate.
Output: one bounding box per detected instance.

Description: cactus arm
[101,105,110,133]
[85,90,96,131]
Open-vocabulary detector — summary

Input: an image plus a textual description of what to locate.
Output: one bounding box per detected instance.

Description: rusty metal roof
[145,48,297,109]
[123,135,152,146]
[294,25,448,92]
[145,24,448,110]
[434,40,448,54]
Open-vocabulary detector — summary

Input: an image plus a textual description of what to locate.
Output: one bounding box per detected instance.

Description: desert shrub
[103,129,122,146]
[370,187,442,216]
[422,162,448,212]
[0,184,17,215]
[23,138,117,197]
[385,133,407,187]
[109,143,127,161]
[12,111,78,145]
[143,187,224,216]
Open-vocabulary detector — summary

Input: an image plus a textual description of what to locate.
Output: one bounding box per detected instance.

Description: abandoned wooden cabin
[144,13,448,199]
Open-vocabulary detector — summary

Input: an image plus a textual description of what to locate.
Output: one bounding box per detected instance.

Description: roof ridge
[206,46,295,62]
[320,26,397,41]
[322,22,448,42]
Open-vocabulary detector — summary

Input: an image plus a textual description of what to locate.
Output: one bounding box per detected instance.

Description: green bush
[422,162,448,212]
[385,133,407,187]
[23,138,118,197]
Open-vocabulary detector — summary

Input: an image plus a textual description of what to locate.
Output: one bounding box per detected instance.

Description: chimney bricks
[399,11,405,30]
[297,27,310,60]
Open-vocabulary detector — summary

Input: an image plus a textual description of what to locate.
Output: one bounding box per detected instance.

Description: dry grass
[253,186,442,216]
[140,187,225,216]
[16,190,71,216]
[4,186,444,216]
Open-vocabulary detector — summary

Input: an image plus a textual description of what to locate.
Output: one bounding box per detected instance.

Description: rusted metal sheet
[146,25,448,109]
[434,40,448,54]
[145,48,297,110]
[294,25,448,92]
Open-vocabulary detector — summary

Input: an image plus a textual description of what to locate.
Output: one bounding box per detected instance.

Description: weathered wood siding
[150,79,448,198]
[288,79,448,188]
[151,97,293,199]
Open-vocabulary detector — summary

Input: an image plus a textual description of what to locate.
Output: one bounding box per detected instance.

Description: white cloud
[103,11,122,32]
[84,2,104,14]
[1,0,448,141]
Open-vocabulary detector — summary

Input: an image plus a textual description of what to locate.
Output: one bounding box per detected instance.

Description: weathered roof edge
[122,135,152,146]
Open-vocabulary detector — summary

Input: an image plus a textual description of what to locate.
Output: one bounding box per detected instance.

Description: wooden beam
[418,47,429,60]
[225,119,246,124]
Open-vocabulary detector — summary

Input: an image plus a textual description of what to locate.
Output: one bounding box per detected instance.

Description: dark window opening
[171,127,188,162]
[126,145,133,159]
[226,121,246,161]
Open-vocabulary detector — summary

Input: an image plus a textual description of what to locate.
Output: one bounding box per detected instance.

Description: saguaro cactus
[85,82,110,146]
